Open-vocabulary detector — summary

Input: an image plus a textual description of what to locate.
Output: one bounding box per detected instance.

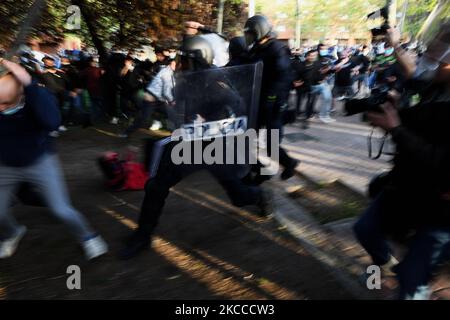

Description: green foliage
[254,0,440,42]
[2,0,439,51]
[0,0,246,51]
[399,0,439,36]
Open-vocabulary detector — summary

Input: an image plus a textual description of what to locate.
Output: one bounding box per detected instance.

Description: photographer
[0,58,108,260]
[353,23,450,299]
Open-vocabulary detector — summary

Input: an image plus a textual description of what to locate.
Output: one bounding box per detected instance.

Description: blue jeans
[125,100,158,135]
[368,72,377,89]
[0,153,95,242]
[90,95,105,122]
[310,82,332,118]
[354,193,450,298]
[63,93,83,124]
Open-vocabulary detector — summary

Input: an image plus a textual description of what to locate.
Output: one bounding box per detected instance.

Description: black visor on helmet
[244,30,257,48]
[177,49,210,71]
[244,15,272,48]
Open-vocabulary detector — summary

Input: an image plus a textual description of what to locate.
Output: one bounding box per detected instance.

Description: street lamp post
[398,0,409,33]
[217,0,225,33]
[249,0,255,18]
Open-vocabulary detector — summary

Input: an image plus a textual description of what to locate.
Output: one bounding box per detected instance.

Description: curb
[269,178,378,300]
[295,169,368,199]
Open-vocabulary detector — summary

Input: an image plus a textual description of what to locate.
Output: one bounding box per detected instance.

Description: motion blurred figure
[119,36,273,260]
[354,21,450,299]
[0,58,108,260]
[243,15,299,182]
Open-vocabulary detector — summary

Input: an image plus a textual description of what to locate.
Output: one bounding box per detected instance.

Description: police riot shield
[170,62,263,142]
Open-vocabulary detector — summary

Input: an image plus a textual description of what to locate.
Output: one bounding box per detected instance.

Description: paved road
[0,127,353,299]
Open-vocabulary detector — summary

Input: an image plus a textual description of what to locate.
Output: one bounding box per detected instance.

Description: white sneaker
[0,226,27,259]
[150,120,163,131]
[58,125,68,132]
[82,235,108,260]
[49,131,60,138]
[110,117,119,125]
[319,116,336,123]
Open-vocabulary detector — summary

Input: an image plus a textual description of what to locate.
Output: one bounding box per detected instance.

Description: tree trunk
[72,0,108,63]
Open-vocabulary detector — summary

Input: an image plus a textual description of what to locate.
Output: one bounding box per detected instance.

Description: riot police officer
[119,36,273,260]
[243,15,299,182]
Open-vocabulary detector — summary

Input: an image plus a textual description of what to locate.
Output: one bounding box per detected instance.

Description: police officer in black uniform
[243,15,299,182]
[119,36,273,260]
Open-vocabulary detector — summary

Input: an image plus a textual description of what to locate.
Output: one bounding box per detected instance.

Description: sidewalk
[283,104,392,194]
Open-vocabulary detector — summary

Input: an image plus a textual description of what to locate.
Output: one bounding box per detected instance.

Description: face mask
[319,50,328,57]
[169,52,177,59]
[1,99,25,116]
[385,48,394,56]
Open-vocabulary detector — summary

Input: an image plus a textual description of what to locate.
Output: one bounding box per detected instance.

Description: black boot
[257,186,274,217]
[118,230,150,260]
[281,159,300,181]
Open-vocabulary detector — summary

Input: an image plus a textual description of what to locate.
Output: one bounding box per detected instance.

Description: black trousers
[265,123,295,170]
[303,91,318,119]
[259,102,296,170]
[137,147,262,237]
[294,87,316,118]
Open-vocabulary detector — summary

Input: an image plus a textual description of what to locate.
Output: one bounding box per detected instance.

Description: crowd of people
[0,8,449,300]
[291,40,408,126]
[2,21,410,137]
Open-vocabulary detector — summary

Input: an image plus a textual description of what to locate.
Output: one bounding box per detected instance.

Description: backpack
[98,151,149,191]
